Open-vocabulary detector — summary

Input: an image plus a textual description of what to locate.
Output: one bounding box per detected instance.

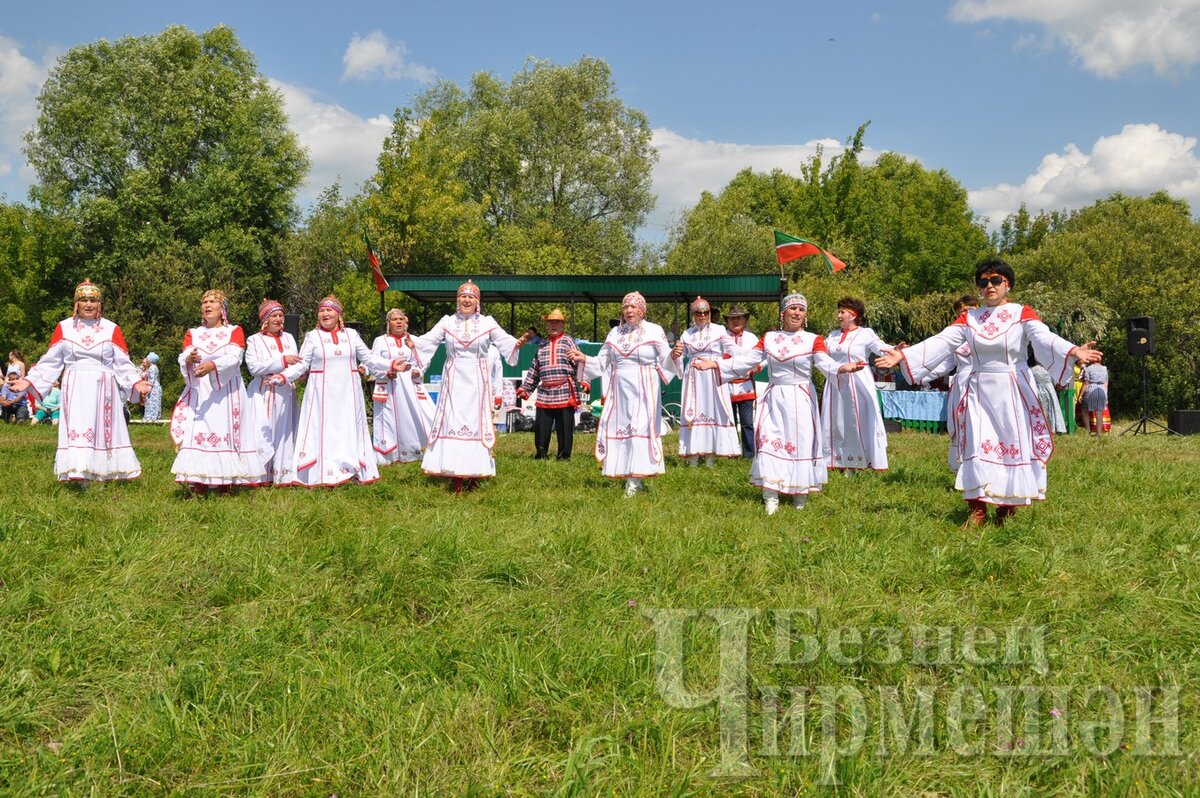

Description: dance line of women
[13,260,1103,525]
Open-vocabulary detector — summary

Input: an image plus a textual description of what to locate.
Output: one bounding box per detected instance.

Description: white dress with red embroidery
[678,322,742,458]
[170,324,270,487]
[922,340,974,471]
[409,313,522,479]
[25,316,143,481]
[899,303,1079,506]
[579,320,683,479]
[371,333,433,465]
[718,330,838,496]
[245,330,300,484]
[726,329,759,403]
[279,327,394,486]
[821,326,891,471]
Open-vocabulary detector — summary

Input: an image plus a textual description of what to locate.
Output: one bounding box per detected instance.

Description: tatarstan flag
[774,230,847,273]
[364,233,388,292]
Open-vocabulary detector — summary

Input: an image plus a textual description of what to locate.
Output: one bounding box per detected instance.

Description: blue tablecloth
[879,390,947,422]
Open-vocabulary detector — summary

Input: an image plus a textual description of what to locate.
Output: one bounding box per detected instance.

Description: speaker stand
[1121,356,1176,436]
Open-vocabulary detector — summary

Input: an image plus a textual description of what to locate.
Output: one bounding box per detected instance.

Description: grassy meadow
[0,420,1198,796]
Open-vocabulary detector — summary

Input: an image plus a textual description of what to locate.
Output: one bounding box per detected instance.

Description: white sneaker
[792,494,808,510]
[624,479,640,498]
[765,497,779,515]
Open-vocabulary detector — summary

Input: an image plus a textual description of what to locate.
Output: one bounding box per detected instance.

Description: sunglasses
[976,275,1008,288]
[692,310,711,316]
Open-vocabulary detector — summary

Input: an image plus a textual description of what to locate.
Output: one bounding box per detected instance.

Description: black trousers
[731,399,755,459]
[534,406,575,460]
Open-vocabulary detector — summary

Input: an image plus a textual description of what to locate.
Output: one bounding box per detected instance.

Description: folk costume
[24,280,144,482]
[517,309,579,460]
[821,326,891,471]
[245,300,301,484]
[171,290,271,488]
[922,340,975,471]
[577,292,682,494]
[371,328,433,465]
[725,306,759,459]
[717,295,837,509]
[278,297,395,487]
[898,302,1080,507]
[678,297,741,463]
[409,282,524,481]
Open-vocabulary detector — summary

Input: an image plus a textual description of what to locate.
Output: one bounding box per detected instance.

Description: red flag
[774,230,846,273]
[364,233,387,292]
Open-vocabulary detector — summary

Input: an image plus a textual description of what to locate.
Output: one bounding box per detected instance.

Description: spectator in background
[1079,362,1110,436]
[7,349,26,378]
[1,366,30,423]
[31,380,62,425]
[140,353,163,422]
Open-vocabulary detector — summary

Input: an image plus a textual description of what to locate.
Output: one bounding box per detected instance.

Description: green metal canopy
[383,273,786,305]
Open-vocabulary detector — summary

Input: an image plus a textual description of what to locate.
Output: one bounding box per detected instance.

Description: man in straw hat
[517,308,582,460]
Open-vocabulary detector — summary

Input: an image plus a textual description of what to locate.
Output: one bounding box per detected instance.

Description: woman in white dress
[409,281,531,492]
[920,295,980,471]
[245,299,301,484]
[693,294,865,514]
[821,296,893,472]
[876,259,1103,526]
[675,296,741,466]
[371,308,433,465]
[268,296,406,487]
[568,291,683,498]
[15,279,150,484]
[170,289,271,491]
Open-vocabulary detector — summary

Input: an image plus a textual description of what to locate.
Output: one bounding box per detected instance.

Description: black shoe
[556,455,571,461]
[533,452,548,460]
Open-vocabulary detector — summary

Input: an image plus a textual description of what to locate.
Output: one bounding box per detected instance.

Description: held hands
[1070,342,1103,365]
[838,360,868,374]
[875,350,903,370]
[692,358,719,371]
[283,354,302,366]
[194,360,216,377]
[266,374,286,387]
[567,349,587,365]
[187,349,202,365]
[389,358,409,373]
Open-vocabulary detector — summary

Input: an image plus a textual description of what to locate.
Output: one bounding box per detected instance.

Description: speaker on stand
[1120,316,1176,436]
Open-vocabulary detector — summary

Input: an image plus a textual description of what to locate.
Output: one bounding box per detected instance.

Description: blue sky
[3,1,1200,241]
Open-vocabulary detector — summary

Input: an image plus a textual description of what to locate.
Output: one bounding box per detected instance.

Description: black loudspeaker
[1170,410,1200,436]
[1126,316,1155,355]
[345,321,365,339]
[284,313,300,341]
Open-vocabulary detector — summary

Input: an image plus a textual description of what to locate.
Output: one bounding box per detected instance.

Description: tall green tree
[666,124,990,295]
[1013,192,1200,416]
[23,25,308,345]
[366,57,657,275]
[0,202,75,355]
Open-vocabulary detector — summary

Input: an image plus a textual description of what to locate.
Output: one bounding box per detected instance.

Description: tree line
[2,25,1196,415]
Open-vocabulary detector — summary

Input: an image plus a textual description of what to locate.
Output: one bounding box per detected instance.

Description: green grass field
[1,421,1197,796]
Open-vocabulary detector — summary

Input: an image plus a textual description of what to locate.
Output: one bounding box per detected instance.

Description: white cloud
[969,123,1200,223]
[341,31,436,83]
[271,79,393,205]
[646,128,885,238]
[0,36,53,198]
[951,0,1200,77]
